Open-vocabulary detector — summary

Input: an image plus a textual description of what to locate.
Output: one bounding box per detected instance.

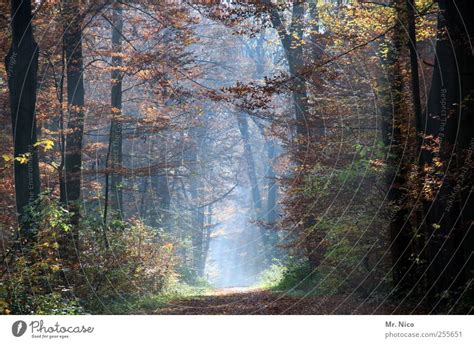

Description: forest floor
[151,287,408,315]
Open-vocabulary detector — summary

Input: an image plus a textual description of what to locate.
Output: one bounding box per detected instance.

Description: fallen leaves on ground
[152,288,421,315]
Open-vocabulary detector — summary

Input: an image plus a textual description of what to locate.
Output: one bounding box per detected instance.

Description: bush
[0,194,177,314]
[260,262,341,296]
[256,264,287,288]
[0,194,82,314]
[77,217,176,312]
[271,262,318,292]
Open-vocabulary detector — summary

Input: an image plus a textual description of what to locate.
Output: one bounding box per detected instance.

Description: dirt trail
[153,288,402,315]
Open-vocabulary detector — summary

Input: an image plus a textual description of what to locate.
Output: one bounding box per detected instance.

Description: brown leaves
[153,288,409,315]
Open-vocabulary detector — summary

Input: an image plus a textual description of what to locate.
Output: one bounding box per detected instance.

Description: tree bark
[109,0,124,218]
[265,1,326,269]
[266,0,310,141]
[421,0,474,299]
[406,0,422,132]
[5,0,41,234]
[60,0,85,231]
[237,113,262,215]
[380,0,421,291]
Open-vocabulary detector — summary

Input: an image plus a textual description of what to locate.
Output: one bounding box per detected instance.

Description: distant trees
[210,0,472,306]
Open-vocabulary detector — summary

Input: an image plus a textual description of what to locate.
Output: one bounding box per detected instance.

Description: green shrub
[0,194,178,315]
[256,264,287,288]
[77,217,176,313]
[0,194,82,314]
[262,262,340,296]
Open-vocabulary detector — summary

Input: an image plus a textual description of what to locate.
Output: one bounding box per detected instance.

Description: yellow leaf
[51,264,62,272]
[2,154,12,162]
[15,153,31,165]
[34,139,55,151]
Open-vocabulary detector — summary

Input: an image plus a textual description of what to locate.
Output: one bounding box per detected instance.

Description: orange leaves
[136,69,153,80]
[69,104,84,115]
[140,104,172,125]
[111,106,121,115]
[369,159,386,171]
[162,243,174,251]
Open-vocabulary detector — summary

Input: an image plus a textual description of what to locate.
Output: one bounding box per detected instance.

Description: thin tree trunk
[190,174,205,279]
[188,125,207,279]
[151,174,171,230]
[265,138,279,248]
[60,0,85,232]
[406,0,422,132]
[200,204,212,278]
[109,0,124,218]
[237,113,262,215]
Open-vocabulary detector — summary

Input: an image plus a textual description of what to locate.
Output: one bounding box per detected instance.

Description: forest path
[152,287,397,315]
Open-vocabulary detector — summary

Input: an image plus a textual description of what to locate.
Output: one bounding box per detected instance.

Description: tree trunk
[151,174,171,230]
[236,113,275,266]
[287,3,309,142]
[200,204,212,278]
[109,0,124,219]
[266,1,327,269]
[421,0,474,299]
[188,125,207,279]
[60,0,85,232]
[237,113,262,215]
[380,0,421,291]
[5,0,41,234]
[265,137,279,252]
[407,0,422,132]
[190,173,205,279]
[266,1,310,141]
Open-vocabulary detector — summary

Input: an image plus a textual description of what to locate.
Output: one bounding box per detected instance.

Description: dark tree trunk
[109,0,124,218]
[266,1,310,141]
[421,0,474,300]
[381,0,421,291]
[287,3,309,141]
[407,0,422,132]
[266,1,326,269]
[60,0,85,232]
[5,0,41,234]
